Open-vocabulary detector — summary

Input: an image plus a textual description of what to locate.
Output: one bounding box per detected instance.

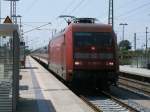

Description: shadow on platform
[19,85,29,90]
[17,98,56,112]
[21,67,38,69]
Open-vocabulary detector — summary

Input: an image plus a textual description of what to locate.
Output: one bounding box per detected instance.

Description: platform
[17,56,94,112]
[120,65,150,78]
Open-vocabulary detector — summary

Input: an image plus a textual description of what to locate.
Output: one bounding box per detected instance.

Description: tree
[119,40,131,50]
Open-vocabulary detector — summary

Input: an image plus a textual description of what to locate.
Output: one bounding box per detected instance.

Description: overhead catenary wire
[23,23,38,28]
[49,0,85,34]
[71,0,91,15]
[68,0,86,15]
[45,0,79,33]
[116,1,150,19]
[61,0,76,14]
[99,0,149,22]
[24,22,51,34]
[116,0,142,11]
[23,0,39,16]
[23,22,51,23]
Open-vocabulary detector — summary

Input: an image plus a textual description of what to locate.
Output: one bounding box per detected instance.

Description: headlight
[75,61,80,65]
[106,61,114,66]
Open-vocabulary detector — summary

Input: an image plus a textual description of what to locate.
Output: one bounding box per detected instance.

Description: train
[32,18,119,89]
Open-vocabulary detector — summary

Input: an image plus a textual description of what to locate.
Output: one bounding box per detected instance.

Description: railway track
[80,91,139,112]
[118,76,150,96]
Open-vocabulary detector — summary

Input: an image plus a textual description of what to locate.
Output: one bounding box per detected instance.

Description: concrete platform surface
[17,56,94,112]
[120,65,150,78]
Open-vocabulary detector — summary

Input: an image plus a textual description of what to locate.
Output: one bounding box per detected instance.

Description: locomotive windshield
[74,32,113,47]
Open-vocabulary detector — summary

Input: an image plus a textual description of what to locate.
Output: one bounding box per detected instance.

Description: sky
[1,0,150,50]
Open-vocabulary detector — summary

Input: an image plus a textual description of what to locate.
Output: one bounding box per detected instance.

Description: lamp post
[145,27,149,67]
[0,0,1,23]
[146,27,148,52]
[108,0,114,29]
[119,23,128,41]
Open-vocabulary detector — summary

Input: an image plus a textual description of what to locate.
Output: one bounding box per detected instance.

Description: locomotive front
[70,22,119,88]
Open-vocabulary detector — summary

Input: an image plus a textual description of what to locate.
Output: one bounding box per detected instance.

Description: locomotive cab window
[74,32,113,47]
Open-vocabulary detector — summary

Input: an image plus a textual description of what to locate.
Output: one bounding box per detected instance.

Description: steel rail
[80,95,102,112]
[119,76,150,96]
[119,72,150,83]
[80,91,139,112]
[119,76,150,86]
[101,91,139,112]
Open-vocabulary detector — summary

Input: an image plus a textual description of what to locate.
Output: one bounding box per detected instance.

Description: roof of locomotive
[65,23,113,32]
[51,23,113,40]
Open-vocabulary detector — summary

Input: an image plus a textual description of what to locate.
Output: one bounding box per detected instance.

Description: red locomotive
[48,18,119,88]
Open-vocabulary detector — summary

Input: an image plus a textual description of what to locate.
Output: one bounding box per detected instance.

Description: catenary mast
[108,0,114,29]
